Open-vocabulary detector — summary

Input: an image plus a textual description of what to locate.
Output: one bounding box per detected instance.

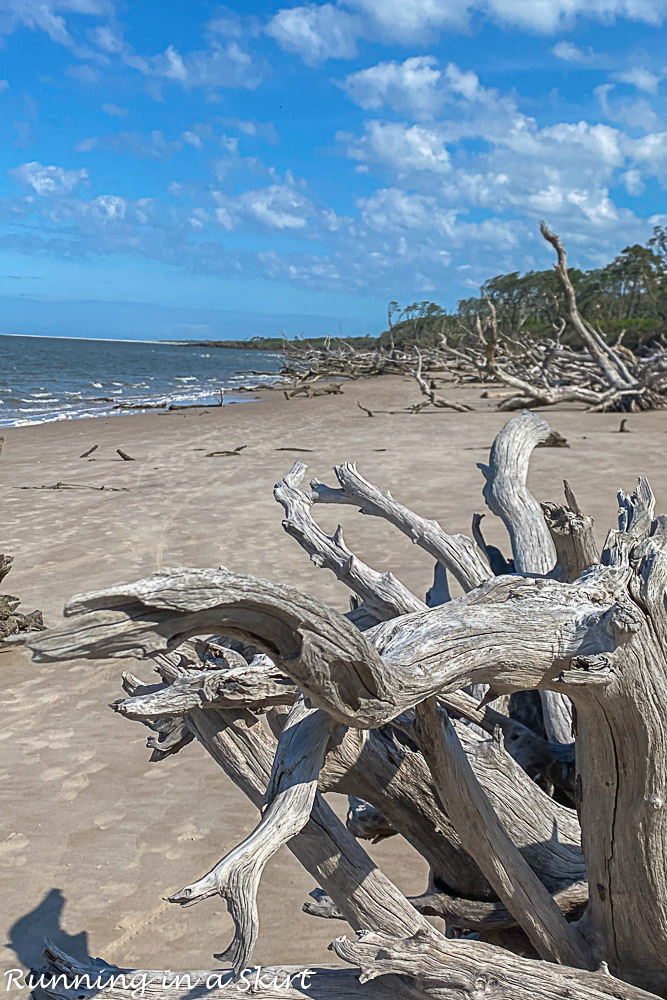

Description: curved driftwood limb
[24,568,395,728]
[540,222,636,393]
[543,484,599,584]
[367,568,638,723]
[410,348,473,413]
[414,697,590,968]
[25,565,640,728]
[478,411,556,576]
[333,931,662,1000]
[185,706,434,948]
[478,412,574,744]
[274,461,426,621]
[309,462,491,592]
[168,699,338,975]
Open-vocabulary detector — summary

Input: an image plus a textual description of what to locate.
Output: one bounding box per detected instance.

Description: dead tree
[489,225,666,411]
[431,225,667,412]
[16,411,667,999]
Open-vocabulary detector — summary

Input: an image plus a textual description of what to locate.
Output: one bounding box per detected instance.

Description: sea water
[0,335,283,427]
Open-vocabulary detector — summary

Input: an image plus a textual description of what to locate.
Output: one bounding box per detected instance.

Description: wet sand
[1,375,666,977]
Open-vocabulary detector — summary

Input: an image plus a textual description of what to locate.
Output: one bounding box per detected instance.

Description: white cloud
[101,101,129,117]
[621,167,646,194]
[265,3,360,64]
[340,56,443,116]
[613,66,663,92]
[0,79,9,91]
[347,0,469,37]
[0,0,111,49]
[88,23,124,52]
[267,0,667,60]
[596,82,661,129]
[344,121,452,173]
[86,17,263,91]
[9,160,89,195]
[358,187,457,234]
[551,40,596,61]
[76,130,185,160]
[213,179,317,230]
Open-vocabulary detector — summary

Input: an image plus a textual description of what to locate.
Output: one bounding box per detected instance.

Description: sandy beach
[2,374,666,978]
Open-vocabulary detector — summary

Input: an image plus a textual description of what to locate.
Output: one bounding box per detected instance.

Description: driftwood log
[17,411,667,998]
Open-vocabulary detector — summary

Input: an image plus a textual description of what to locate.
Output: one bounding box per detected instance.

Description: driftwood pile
[18,410,667,999]
[264,225,667,414]
[440,224,667,413]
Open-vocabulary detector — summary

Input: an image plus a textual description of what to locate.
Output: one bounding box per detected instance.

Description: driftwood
[441,224,667,413]
[266,223,667,415]
[20,411,667,999]
[1,444,44,639]
[16,483,130,492]
[0,554,44,639]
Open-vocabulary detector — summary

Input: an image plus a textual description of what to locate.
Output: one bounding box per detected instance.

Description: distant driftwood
[275,224,667,414]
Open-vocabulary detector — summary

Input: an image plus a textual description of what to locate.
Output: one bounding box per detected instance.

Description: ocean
[0,335,283,427]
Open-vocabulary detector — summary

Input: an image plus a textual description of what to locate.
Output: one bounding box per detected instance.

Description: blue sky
[0,0,666,340]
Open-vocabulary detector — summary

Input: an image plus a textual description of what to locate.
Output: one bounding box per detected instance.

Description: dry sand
[1,374,666,978]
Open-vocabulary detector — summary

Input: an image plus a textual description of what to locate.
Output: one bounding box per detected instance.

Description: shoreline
[0,389,266,430]
[2,375,667,976]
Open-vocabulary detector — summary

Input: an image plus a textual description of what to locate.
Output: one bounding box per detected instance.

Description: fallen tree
[17,411,667,999]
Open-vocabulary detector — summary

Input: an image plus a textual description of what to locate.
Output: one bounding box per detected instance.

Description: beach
[2,374,666,976]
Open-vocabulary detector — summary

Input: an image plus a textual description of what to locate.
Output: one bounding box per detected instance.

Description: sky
[0,0,666,340]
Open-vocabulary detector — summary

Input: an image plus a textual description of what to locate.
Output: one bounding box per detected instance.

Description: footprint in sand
[0,832,30,867]
[93,808,126,830]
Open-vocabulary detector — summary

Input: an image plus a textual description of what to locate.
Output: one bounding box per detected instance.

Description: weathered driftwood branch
[168,699,339,975]
[333,930,661,1000]
[414,697,589,968]
[309,462,491,592]
[542,482,599,583]
[274,461,426,622]
[409,348,473,413]
[479,411,573,744]
[35,942,414,1000]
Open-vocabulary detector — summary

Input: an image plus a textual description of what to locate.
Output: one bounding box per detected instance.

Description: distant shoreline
[176,336,379,351]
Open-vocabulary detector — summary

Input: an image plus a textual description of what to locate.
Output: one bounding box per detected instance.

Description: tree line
[383,224,667,351]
